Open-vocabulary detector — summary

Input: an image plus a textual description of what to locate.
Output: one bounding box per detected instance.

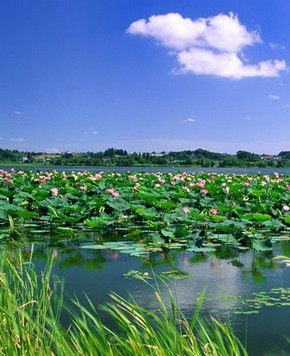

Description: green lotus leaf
[245,213,272,222]
[186,246,216,253]
[252,238,272,251]
[17,210,38,220]
[84,215,114,228]
[161,269,189,280]
[161,228,175,238]
[0,188,15,198]
[79,244,108,250]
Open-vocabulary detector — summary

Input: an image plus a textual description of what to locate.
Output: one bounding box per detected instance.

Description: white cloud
[183,117,196,123]
[268,94,280,100]
[270,42,285,50]
[244,116,253,121]
[14,111,22,115]
[127,12,287,79]
[46,148,61,154]
[84,130,99,135]
[11,137,24,142]
[177,49,286,79]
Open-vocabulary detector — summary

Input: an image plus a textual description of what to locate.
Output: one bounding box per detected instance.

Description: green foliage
[0,170,289,251]
[237,150,261,161]
[0,146,287,166]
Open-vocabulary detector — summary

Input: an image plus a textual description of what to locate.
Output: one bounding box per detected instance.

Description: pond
[2,232,290,356]
[2,164,290,176]
[0,167,289,355]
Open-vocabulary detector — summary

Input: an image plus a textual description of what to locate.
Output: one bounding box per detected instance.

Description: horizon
[0,145,286,157]
[0,1,289,154]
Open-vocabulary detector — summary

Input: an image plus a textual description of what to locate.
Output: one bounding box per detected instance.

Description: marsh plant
[0,252,247,355]
[0,169,289,253]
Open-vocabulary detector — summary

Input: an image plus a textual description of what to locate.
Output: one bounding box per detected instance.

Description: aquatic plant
[0,169,289,250]
[0,252,247,355]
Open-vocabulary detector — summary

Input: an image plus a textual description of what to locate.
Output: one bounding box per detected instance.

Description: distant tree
[219,157,240,167]
[103,148,115,157]
[236,150,260,161]
[278,151,290,159]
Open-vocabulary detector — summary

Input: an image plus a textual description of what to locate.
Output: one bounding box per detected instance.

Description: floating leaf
[79,244,108,250]
[252,238,272,251]
[186,246,216,253]
[161,269,189,280]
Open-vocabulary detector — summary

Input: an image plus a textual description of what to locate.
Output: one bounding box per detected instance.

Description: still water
[3,234,290,356]
[2,164,290,176]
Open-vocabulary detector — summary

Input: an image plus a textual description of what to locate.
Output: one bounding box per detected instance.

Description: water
[4,236,290,356]
[2,164,290,175]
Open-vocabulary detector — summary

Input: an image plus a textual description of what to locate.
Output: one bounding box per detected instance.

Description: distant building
[260,155,280,161]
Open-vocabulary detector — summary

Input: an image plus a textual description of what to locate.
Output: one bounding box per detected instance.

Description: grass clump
[0,252,247,355]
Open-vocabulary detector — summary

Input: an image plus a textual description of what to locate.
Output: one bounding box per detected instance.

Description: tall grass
[0,252,247,355]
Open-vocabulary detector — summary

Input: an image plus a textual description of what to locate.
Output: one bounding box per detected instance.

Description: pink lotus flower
[80,185,87,191]
[182,207,189,214]
[51,188,58,197]
[200,189,208,195]
[4,178,13,184]
[210,208,218,215]
[196,180,206,188]
[133,183,140,190]
[106,188,120,198]
[282,205,290,211]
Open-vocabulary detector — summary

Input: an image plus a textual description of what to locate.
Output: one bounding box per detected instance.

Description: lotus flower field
[0,169,289,251]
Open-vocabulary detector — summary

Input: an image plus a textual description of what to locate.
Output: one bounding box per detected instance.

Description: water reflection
[1,239,290,355]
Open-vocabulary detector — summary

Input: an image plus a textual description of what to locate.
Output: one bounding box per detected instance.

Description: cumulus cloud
[11,137,24,142]
[127,12,287,79]
[244,116,253,121]
[268,94,280,100]
[14,111,22,115]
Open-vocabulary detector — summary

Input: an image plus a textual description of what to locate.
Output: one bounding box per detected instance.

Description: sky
[0,0,289,155]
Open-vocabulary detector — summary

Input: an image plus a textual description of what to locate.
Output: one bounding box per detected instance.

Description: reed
[0,252,247,355]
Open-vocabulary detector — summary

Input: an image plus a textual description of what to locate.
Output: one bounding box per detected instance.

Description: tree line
[0,147,289,167]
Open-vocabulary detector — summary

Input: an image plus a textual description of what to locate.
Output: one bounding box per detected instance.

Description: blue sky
[0,0,289,154]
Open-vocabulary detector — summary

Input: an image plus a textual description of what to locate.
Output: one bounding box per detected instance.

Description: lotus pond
[1,168,290,355]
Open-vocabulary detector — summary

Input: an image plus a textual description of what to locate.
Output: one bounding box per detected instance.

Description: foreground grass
[0,253,247,356]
